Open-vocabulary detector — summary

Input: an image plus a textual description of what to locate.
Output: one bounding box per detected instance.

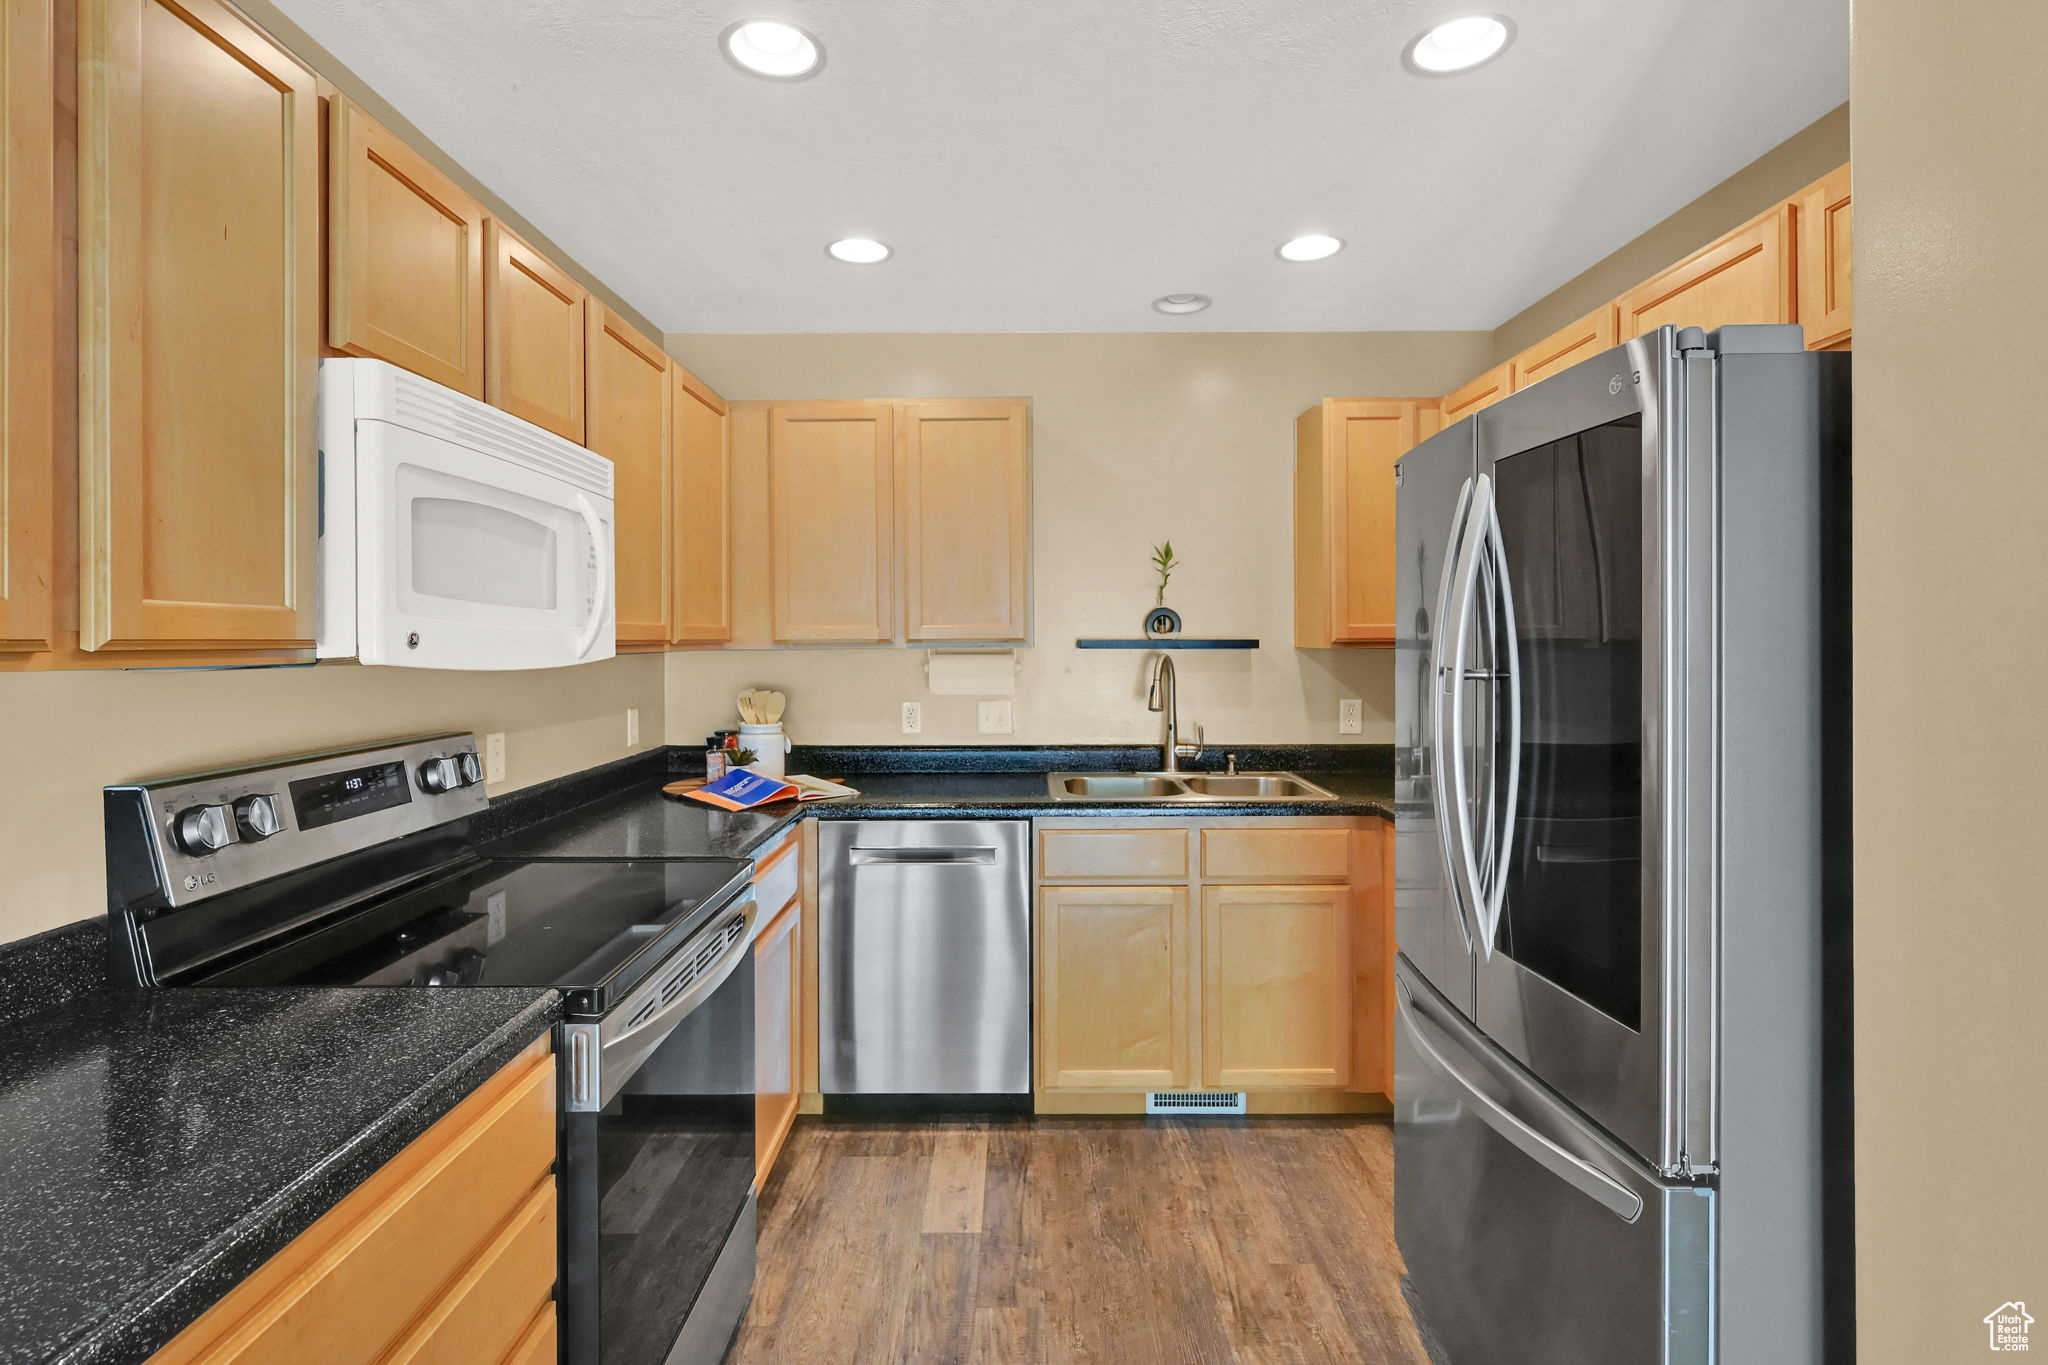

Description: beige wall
[1491,103,1850,362]
[1851,5,2048,1357]
[660,332,1491,748]
[0,655,664,941]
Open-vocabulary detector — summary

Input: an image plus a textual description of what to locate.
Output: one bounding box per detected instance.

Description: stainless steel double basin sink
[1045,771,1337,802]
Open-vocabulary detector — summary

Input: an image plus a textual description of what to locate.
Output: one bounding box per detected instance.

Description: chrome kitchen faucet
[1146,653,1204,773]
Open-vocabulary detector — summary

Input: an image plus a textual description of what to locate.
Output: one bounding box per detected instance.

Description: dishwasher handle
[847,846,1001,865]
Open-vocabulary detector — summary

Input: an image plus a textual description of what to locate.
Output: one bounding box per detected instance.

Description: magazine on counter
[682,769,860,811]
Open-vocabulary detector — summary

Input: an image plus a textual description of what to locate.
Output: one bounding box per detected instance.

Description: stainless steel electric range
[104,733,760,1365]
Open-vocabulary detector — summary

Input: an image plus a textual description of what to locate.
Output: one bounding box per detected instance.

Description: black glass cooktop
[191,857,751,1018]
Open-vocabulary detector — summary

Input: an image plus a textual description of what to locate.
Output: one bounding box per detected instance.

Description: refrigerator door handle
[1477,493,1523,947]
[1441,473,1493,958]
[1397,970,1645,1223]
[1429,476,1482,951]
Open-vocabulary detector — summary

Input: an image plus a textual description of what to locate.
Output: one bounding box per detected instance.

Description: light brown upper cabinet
[899,399,1031,642]
[670,363,731,644]
[1293,398,1439,648]
[328,96,485,397]
[584,304,670,646]
[768,402,895,643]
[1441,360,1513,426]
[1511,305,1619,392]
[1796,164,1852,350]
[484,220,586,441]
[76,0,320,651]
[0,0,52,657]
[1619,203,1795,339]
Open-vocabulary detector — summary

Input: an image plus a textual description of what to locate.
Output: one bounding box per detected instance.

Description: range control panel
[107,734,489,909]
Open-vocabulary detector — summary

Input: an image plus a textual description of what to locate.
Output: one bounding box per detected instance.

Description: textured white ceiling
[267,0,1848,333]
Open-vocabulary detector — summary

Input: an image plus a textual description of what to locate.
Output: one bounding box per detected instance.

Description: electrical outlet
[484,731,507,784]
[625,707,641,747]
[1339,699,1363,735]
[977,700,1014,735]
[901,701,923,734]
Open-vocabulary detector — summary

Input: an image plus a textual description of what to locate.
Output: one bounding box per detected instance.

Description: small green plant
[733,747,760,766]
[1150,541,1180,606]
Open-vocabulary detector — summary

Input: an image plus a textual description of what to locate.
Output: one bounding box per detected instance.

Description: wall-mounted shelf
[1075,638,1260,650]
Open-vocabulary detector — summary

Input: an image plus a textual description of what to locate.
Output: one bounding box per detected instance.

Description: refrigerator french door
[1393,325,1849,1365]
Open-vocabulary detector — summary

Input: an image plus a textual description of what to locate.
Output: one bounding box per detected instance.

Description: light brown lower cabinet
[147,1038,557,1365]
[1033,817,1392,1114]
[755,889,801,1186]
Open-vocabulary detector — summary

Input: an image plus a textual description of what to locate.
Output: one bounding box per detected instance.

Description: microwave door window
[411,497,558,610]
[392,462,584,629]
[1492,414,1646,1031]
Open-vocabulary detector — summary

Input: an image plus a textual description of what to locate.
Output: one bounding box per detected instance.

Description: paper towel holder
[924,648,1021,696]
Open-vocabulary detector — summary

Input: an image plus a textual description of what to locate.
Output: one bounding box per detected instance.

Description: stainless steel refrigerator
[1392,324,1851,1365]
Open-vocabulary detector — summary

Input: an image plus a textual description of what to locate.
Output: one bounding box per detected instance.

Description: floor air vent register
[1145,1092,1248,1115]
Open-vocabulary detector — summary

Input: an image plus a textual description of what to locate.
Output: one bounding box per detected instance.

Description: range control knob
[417,756,461,794]
[456,752,484,787]
[172,804,235,856]
[234,794,283,841]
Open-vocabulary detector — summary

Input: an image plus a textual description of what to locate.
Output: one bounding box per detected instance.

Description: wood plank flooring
[728,1115,1431,1365]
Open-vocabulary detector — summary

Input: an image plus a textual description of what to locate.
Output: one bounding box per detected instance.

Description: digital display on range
[289,760,413,830]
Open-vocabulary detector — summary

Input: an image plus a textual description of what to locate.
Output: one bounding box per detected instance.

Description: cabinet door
[1619,204,1794,339]
[0,0,51,655]
[899,399,1030,642]
[1037,886,1192,1091]
[1325,398,1422,645]
[1796,164,1852,350]
[1441,360,1512,425]
[670,364,731,643]
[328,96,485,396]
[1200,884,1350,1090]
[77,0,319,650]
[1350,821,1396,1095]
[768,402,894,642]
[755,899,800,1185]
[484,220,585,441]
[585,303,670,644]
[1511,305,1618,392]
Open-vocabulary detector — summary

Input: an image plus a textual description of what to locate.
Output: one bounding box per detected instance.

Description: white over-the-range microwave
[318,358,616,669]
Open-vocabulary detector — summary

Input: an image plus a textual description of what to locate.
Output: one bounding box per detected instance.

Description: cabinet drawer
[1200,827,1350,882]
[385,1179,557,1365]
[152,1043,556,1365]
[1038,826,1188,881]
[752,828,801,915]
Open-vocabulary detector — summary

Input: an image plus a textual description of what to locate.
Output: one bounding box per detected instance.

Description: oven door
[1463,328,1709,1173]
[561,896,758,1365]
[341,416,614,669]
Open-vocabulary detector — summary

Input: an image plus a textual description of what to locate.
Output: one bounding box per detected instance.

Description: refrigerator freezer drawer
[1394,958,1712,1365]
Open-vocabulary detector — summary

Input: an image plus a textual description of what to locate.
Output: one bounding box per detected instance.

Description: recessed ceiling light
[1277,234,1345,263]
[826,237,891,264]
[1152,294,1212,315]
[722,20,822,79]
[1404,15,1513,74]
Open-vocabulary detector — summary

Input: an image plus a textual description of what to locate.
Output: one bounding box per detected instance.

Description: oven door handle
[566,894,756,1111]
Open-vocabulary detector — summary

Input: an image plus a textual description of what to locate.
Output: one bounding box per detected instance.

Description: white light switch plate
[1339,699,1363,735]
[977,700,1014,735]
[484,731,507,784]
[901,701,923,734]
[626,707,641,747]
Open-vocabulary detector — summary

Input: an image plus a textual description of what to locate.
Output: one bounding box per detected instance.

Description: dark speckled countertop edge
[50,989,561,1365]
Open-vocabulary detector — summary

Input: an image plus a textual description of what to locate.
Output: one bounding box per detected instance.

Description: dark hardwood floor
[728,1114,1431,1365]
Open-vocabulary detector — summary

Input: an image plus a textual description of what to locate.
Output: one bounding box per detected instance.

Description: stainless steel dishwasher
[819,820,1030,1095]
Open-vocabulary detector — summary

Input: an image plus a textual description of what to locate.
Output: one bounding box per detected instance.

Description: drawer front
[1201,827,1350,882]
[384,1180,558,1365]
[753,828,801,915]
[502,1306,558,1365]
[1038,826,1188,881]
[157,1045,556,1365]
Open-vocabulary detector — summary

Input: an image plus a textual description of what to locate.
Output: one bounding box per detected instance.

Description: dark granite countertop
[0,985,560,1365]
[479,750,1392,862]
